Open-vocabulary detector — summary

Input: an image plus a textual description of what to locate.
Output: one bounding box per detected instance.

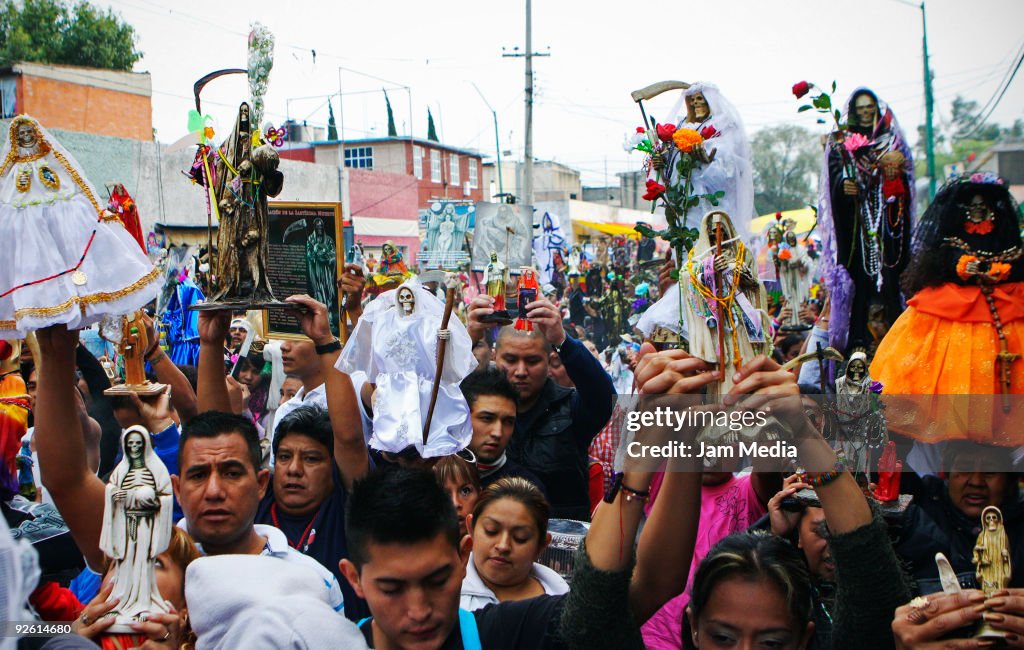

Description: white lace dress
[0,116,159,338]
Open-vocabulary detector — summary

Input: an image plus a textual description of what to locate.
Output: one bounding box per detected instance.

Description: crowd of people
[3,88,1024,650]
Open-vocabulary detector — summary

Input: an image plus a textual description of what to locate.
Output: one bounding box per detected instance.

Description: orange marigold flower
[956,255,978,281]
[989,262,1012,282]
[673,128,704,153]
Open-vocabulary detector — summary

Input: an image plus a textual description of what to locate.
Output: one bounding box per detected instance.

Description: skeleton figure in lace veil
[337,278,477,458]
[99,426,173,629]
[657,83,756,237]
[0,116,159,338]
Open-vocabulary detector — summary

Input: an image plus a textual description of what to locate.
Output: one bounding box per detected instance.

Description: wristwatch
[315,338,342,355]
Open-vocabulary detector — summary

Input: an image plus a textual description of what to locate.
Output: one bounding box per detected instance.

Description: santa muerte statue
[871,174,1024,445]
[629,81,756,353]
[0,117,159,338]
[796,82,914,353]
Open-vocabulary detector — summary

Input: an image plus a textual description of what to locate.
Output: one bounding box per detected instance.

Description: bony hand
[72,579,119,639]
[112,489,127,503]
[523,297,566,348]
[285,294,335,346]
[197,309,231,346]
[713,252,735,273]
[892,590,990,649]
[767,473,812,537]
[965,260,981,275]
[843,179,858,196]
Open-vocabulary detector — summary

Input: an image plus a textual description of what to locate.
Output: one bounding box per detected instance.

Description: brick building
[310,136,485,209]
[0,61,153,141]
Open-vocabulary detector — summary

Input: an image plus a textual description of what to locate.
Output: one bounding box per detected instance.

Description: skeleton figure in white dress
[337,277,477,458]
[99,426,173,630]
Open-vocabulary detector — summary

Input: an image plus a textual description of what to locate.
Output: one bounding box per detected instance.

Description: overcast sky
[104,0,1023,187]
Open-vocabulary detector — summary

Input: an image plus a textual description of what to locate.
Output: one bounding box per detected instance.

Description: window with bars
[344,146,373,169]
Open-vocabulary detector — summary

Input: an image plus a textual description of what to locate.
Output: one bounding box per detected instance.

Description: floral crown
[949,171,1005,187]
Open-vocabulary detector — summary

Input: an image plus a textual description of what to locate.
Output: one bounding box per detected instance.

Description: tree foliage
[914,95,1024,179]
[750,124,820,216]
[0,0,141,71]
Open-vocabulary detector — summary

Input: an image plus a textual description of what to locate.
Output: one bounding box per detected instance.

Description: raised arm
[286,294,368,491]
[141,312,197,422]
[35,326,108,570]
[628,344,712,623]
[196,309,232,414]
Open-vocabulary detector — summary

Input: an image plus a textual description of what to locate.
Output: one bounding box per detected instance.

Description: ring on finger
[159,630,171,642]
[80,612,90,626]
[905,608,927,624]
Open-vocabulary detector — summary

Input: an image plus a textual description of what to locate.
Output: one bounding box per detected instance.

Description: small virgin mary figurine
[99,426,173,631]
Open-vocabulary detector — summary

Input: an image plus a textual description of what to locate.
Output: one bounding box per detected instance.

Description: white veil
[659,83,756,238]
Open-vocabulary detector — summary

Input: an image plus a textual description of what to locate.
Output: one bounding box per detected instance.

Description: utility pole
[503,0,549,209]
[921,1,937,201]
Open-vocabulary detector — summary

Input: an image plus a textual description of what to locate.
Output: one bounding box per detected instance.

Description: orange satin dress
[870,281,1024,445]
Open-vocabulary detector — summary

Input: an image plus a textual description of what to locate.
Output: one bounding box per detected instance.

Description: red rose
[636,127,645,133]
[655,123,676,142]
[700,125,719,140]
[643,180,666,201]
[792,81,811,99]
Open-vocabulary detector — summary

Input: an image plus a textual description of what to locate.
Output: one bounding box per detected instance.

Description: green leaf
[835,109,841,124]
[797,105,814,113]
[707,194,720,206]
[812,94,831,111]
[831,80,837,93]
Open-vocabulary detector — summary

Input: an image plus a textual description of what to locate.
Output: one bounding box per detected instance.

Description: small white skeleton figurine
[833,351,887,476]
[99,426,173,631]
[338,277,477,458]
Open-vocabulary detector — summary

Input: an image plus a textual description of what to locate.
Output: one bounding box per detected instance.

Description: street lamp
[471,82,504,199]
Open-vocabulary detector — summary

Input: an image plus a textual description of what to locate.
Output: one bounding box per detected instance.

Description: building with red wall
[1,62,153,141]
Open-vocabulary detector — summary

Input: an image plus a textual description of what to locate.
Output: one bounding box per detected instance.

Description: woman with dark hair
[460,476,568,609]
[683,531,815,650]
[871,174,1024,444]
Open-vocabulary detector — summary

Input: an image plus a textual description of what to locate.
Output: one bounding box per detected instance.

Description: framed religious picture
[262,201,344,340]
[418,200,473,270]
[471,202,532,272]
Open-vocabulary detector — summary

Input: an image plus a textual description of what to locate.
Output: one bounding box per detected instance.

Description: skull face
[966,195,994,224]
[847,359,866,383]
[397,287,415,315]
[985,509,1000,530]
[126,432,145,459]
[16,122,38,149]
[785,231,798,246]
[690,92,711,121]
[854,94,878,128]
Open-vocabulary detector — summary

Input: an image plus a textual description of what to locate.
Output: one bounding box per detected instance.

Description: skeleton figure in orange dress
[871,173,1024,444]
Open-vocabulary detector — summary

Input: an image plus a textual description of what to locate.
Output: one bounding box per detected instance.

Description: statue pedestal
[480,311,513,326]
[103,382,167,397]
[188,299,294,312]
